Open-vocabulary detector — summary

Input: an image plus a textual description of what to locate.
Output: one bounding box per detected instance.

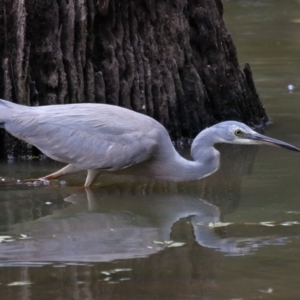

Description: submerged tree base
[0,0,268,158]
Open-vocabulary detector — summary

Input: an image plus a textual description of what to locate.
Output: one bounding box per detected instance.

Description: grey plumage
[0,99,299,187]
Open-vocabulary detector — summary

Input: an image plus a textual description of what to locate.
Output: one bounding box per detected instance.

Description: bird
[0,99,299,187]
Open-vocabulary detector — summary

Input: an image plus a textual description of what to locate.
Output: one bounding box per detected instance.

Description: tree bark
[0,0,268,157]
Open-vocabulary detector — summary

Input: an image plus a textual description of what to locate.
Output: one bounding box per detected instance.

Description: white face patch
[230,125,258,145]
[231,125,244,134]
[235,139,256,145]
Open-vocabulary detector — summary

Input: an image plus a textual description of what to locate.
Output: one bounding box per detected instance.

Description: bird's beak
[247,132,300,152]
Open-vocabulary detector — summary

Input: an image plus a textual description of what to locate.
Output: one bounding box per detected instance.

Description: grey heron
[0,99,299,187]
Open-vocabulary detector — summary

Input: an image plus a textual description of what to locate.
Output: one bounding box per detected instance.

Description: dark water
[1,1,300,299]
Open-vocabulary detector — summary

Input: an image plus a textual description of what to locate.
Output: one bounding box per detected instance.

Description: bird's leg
[84,169,101,188]
[22,164,83,185]
[42,164,82,181]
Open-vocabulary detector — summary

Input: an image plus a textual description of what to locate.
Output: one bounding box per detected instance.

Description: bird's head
[211,121,300,152]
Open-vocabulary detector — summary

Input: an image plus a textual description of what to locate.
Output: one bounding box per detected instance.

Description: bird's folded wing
[7,111,159,170]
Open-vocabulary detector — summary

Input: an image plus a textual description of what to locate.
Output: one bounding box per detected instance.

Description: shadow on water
[0,145,299,299]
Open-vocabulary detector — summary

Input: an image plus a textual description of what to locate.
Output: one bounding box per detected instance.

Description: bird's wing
[6,104,161,170]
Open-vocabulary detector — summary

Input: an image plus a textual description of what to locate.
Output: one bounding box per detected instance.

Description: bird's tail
[0,99,19,128]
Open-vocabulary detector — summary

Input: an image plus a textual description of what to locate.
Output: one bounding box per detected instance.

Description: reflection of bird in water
[0,99,299,187]
[2,187,294,264]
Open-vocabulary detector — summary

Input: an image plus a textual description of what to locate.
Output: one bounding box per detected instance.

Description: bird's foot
[22,177,52,186]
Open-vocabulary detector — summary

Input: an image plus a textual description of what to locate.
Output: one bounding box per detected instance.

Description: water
[1,1,300,299]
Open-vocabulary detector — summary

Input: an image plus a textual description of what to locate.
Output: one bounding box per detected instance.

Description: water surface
[1,1,300,299]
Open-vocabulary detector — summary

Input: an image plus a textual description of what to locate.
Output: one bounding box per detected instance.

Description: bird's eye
[235,129,243,136]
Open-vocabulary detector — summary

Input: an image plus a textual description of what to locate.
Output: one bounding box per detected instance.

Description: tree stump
[0,0,268,157]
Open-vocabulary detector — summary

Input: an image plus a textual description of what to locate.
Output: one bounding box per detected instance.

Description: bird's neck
[181,147,220,181]
[153,144,220,182]
[117,131,221,182]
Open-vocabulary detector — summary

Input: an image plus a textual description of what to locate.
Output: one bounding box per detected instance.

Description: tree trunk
[0,0,268,157]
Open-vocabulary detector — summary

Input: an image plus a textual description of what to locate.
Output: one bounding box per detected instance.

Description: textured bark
[0,0,268,157]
